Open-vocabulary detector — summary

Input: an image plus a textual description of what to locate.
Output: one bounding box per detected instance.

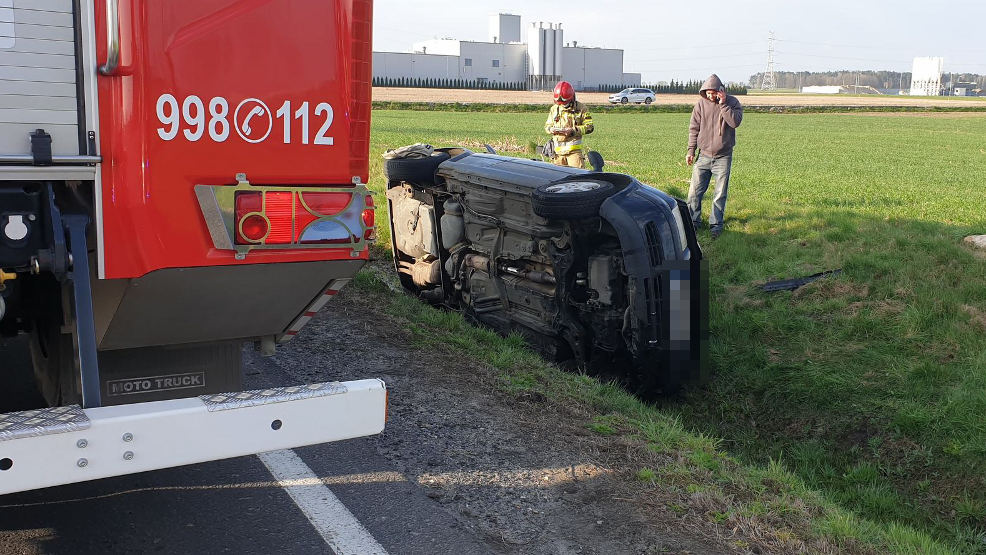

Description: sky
[372,0,986,86]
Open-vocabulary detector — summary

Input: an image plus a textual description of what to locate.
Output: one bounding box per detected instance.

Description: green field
[368,109,986,550]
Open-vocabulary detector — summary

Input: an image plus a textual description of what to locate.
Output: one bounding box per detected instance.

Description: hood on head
[700,74,724,96]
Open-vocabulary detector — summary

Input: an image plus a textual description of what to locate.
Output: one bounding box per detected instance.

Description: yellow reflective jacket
[544,101,594,154]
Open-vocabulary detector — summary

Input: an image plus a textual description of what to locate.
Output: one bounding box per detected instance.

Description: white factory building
[372,13,641,91]
[909,57,944,96]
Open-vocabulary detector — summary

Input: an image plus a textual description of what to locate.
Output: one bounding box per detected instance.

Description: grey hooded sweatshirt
[687,74,743,158]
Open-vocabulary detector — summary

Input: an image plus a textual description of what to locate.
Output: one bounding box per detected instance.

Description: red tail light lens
[240,214,269,242]
[362,195,376,240]
[264,192,294,244]
[235,192,264,243]
[302,192,352,215]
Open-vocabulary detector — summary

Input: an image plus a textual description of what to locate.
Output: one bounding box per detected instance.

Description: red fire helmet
[553,81,575,105]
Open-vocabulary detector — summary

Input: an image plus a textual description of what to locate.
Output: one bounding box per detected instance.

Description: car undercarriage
[385,147,708,395]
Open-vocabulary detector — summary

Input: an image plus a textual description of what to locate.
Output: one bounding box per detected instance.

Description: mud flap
[97,342,242,406]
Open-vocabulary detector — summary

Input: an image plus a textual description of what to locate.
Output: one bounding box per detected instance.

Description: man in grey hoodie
[686,74,743,239]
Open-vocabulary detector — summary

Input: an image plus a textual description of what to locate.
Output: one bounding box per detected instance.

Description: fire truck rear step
[0,405,91,442]
[0,379,386,496]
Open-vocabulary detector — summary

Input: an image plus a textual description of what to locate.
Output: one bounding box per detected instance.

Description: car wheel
[644,97,653,104]
[620,97,628,104]
[384,152,452,185]
[532,179,616,219]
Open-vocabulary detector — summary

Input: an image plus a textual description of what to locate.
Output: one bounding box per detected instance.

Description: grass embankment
[367,109,986,551]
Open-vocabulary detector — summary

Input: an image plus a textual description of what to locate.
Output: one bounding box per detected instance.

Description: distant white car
[608,88,655,104]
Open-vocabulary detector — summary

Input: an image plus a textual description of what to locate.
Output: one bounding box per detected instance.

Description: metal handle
[98,0,120,75]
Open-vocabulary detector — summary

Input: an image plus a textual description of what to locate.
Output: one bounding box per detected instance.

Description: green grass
[366,108,986,551]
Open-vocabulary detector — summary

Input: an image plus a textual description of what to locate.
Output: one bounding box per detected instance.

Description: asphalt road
[0,338,490,555]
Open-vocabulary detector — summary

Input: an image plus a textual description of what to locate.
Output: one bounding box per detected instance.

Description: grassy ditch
[367,109,986,551]
[351,264,952,553]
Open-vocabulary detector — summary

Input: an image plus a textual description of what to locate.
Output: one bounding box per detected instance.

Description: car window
[618,89,631,94]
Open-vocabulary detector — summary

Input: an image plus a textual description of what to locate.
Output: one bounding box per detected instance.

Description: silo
[527,21,562,90]
[544,24,555,85]
[552,24,564,80]
[527,22,543,89]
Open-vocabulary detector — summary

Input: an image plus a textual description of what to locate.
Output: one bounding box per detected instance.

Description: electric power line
[634,62,764,73]
[631,51,765,63]
[760,32,776,90]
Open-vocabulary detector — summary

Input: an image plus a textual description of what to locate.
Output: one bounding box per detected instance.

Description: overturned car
[385,148,708,394]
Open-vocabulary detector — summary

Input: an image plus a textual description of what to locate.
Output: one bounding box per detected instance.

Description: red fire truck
[0,0,385,495]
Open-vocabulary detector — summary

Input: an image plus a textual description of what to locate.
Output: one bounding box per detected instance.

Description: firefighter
[544,81,594,168]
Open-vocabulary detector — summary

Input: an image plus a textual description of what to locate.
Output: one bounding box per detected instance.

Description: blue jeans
[687,154,732,232]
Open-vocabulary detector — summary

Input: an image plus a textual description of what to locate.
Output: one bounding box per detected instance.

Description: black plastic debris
[587,151,605,171]
[762,269,843,292]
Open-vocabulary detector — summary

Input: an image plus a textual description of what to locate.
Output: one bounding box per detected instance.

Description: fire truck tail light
[362,195,376,240]
[301,192,352,215]
[225,187,367,249]
[235,191,262,213]
[264,192,294,244]
[234,192,264,243]
[240,214,269,242]
[298,221,354,244]
[361,208,375,229]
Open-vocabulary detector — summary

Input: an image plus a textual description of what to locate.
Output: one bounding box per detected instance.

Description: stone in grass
[963,235,986,250]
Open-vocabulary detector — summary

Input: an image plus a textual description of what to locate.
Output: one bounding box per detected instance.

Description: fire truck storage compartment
[0,0,84,157]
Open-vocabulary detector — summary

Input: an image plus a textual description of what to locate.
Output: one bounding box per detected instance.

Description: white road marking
[258,449,389,555]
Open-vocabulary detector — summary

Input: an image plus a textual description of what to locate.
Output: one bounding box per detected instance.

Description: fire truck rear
[0,0,384,495]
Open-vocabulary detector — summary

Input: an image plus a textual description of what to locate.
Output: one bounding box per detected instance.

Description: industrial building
[910,57,944,96]
[372,13,641,91]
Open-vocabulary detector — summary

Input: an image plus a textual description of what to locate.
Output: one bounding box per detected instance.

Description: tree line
[574,81,748,94]
[373,76,526,90]
[748,70,986,90]
[372,77,748,95]
[639,80,748,95]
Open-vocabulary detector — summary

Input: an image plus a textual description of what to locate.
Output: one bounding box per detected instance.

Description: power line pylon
[760,32,776,91]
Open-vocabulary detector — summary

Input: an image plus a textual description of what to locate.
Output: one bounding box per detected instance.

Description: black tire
[620,97,628,104]
[24,276,78,406]
[644,97,653,104]
[532,179,616,219]
[29,312,77,406]
[384,152,451,185]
